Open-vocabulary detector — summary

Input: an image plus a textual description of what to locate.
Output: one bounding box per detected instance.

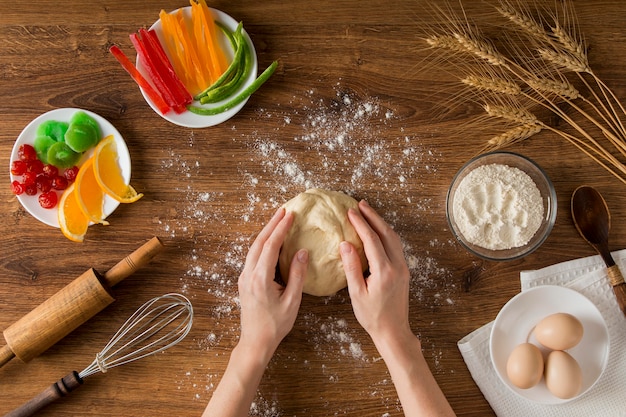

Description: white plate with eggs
[489,285,609,404]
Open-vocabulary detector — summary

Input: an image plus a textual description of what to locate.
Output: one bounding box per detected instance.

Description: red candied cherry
[38,191,58,209]
[27,159,44,174]
[52,175,68,190]
[24,183,37,196]
[36,175,52,193]
[22,171,37,186]
[11,180,25,195]
[18,144,38,162]
[64,166,79,182]
[42,164,59,178]
[11,160,28,176]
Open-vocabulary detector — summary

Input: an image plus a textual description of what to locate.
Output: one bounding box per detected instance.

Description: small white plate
[490,285,610,404]
[9,108,131,228]
[137,7,258,128]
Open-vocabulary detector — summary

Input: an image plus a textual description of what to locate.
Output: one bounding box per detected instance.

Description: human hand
[238,208,308,359]
[340,200,412,345]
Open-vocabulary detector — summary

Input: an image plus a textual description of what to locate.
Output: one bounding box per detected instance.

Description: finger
[244,208,286,272]
[283,249,308,302]
[340,241,367,296]
[358,200,405,264]
[347,207,390,267]
[255,211,295,279]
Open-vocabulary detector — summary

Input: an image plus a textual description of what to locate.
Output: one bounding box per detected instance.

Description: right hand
[340,200,412,343]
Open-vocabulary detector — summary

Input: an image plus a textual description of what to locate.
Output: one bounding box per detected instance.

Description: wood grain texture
[1,1,626,416]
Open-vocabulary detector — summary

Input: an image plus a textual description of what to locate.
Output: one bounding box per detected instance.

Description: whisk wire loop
[79,293,193,379]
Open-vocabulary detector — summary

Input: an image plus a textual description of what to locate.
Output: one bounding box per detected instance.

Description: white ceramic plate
[9,108,131,228]
[137,7,258,128]
[490,285,610,404]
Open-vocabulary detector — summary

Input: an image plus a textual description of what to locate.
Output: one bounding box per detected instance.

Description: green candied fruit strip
[64,123,98,153]
[70,111,101,139]
[199,28,249,104]
[187,60,278,116]
[47,141,81,168]
[36,120,69,142]
[34,135,57,164]
[193,22,243,101]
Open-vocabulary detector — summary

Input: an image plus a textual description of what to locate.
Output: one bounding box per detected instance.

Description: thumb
[340,241,366,295]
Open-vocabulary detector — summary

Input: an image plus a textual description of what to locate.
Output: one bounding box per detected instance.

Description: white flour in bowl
[452,163,544,250]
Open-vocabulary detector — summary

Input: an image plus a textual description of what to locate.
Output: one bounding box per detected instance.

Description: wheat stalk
[424,0,626,184]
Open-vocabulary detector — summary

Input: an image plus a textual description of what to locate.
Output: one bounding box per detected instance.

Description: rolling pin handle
[0,344,15,368]
[103,236,164,287]
[4,371,83,417]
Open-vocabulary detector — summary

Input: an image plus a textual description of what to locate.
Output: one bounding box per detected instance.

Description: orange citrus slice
[93,135,143,203]
[58,182,90,242]
[74,156,109,225]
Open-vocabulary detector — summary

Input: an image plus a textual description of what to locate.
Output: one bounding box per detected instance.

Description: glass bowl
[446,151,557,261]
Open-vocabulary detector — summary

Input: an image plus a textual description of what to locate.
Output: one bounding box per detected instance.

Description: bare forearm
[374,331,456,417]
[202,343,273,417]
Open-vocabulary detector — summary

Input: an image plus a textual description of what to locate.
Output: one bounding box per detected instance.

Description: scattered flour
[161,85,456,416]
[452,163,544,250]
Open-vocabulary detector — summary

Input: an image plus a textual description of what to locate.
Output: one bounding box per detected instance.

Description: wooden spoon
[571,185,626,316]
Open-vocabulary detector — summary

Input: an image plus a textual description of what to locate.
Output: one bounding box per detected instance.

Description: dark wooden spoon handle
[607,265,626,316]
[4,371,83,417]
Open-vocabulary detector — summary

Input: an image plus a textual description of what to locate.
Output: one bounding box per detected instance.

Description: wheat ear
[496,2,551,44]
[483,104,541,125]
[462,75,521,95]
[480,124,543,153]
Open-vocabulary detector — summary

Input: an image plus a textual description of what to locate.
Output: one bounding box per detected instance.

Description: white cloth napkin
[458,250,626,417]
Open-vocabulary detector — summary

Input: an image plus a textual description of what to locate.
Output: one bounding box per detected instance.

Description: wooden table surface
[2,1,626,416]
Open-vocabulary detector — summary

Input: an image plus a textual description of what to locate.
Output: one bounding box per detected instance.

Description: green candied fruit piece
[70,111,101,140]
[34,135,57,164]
[36,120,69,142]
[47,141,81,168]
[64,123,98,153]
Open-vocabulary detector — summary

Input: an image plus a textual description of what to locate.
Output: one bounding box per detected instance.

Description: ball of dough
[278,188,368,296]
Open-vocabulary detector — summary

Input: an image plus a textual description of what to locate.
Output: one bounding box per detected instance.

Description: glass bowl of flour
[446,151,557,261]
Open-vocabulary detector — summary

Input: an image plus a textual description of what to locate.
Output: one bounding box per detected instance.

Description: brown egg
[506,343,544,389]
[534,313,583,350]
[545,350,583,399]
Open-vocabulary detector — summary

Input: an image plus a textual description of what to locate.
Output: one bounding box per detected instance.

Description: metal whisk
[5,293,193,417]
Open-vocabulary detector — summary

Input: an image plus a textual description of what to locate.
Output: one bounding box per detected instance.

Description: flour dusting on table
[159,85,455,416]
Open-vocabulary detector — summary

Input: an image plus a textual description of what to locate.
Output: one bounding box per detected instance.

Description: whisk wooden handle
[103,236,164,287]
[4,371,83,417]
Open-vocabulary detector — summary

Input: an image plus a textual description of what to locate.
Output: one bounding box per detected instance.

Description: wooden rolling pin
[0,236,164,368]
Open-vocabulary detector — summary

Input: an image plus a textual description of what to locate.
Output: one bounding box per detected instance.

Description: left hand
[237,208,308,358]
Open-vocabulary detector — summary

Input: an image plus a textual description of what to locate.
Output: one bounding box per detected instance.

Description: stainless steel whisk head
[80,293,193,378]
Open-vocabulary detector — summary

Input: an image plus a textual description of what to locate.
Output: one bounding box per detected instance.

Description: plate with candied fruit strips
[9,108,133,234]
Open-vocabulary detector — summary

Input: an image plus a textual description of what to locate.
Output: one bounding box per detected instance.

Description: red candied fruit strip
[109,45,171,115]
[131,30,191,114]
[143,29,192,108]
[130,32,179,112]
